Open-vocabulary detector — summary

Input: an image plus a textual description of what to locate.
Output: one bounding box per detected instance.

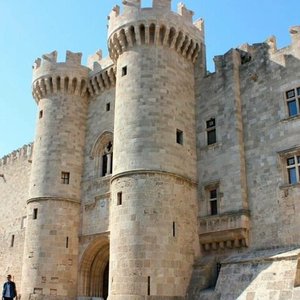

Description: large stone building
[1,0,300,299]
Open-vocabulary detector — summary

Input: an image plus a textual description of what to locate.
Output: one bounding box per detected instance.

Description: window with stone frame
[206,118,217,145]
[286,155,300,184]
[278,147,300,186]
[61,171,70,184]
[285,86,300,117]
[209,189,218,215]
[101,141,113,177]
[90,132,113,178]
[205,182,220,216]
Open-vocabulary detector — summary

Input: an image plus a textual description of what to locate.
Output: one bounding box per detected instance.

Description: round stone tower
[21,51,89,299]
[108,1,204,299]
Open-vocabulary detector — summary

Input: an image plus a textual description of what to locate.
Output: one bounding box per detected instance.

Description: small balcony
[198,210,250,251]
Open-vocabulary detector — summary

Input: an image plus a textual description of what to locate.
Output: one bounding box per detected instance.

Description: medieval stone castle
[1,0,300,299]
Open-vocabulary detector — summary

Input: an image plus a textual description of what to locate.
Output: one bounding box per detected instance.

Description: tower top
[107,1,204,63]
[108,1,203,36]
[32,51,90,103]
[32,50,89,83]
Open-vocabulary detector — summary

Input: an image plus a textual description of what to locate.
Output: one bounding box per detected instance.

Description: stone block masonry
[1,0,300,299]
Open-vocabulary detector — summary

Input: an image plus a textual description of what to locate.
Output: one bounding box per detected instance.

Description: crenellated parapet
[88,65,116,97]
[0,143,33,167]
[32,50,90,102]
[107,0,204,63]
[211,25,300,74]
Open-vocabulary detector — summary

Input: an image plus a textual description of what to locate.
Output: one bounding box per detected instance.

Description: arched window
[101,141,113,177]
[90,132,113,178]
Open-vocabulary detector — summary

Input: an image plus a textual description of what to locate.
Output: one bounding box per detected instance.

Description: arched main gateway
[78,236,109,299]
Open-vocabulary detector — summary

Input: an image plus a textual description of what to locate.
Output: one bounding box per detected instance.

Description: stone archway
[78,236,109,299]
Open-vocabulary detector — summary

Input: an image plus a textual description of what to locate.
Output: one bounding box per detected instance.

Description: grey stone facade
[0,1,300,299]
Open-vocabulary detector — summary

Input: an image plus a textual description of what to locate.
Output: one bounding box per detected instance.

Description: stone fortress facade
[1,0,300,299]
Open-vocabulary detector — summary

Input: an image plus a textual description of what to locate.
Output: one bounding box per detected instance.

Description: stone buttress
[21,51,89,300]
[107,0,204,299]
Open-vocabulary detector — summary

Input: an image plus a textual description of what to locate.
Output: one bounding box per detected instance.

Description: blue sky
[0,0,300,157]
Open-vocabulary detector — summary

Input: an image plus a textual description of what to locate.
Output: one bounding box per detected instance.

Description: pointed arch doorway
[78,236,110,299]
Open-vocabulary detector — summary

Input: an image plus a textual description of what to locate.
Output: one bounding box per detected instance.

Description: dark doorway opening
[103,262,109,299]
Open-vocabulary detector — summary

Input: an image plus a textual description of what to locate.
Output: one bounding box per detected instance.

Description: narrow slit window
[117,192,122,206]
[106,103,111,112]
[173,222,176,237]
[206,118,216,145]
[21,216,27,229]
[122,66,127,77]
[11,235,15,247]
[66,237,69,248]
[39,110,43,119]
[61,172,70,184]
[176,129,183,145]
[147,276,151,296]
[33,208,38,220]
[102,155,108,176]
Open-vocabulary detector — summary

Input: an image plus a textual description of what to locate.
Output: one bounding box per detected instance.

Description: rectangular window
[147,276,151,296]
[117,192,122,205]
[33,208,38,220]
[21,216,27,229]
[285,87,300,117]
[287,155,300,184]
[102,155,108,176]
[106,103,110,112]
[172,222,176,237]
[122,66,127,77]
[176,129,183,145]
[66,237,69,248]
[61,172,70,184]
[209,189,218,215]
[206,118,216,145]
[39,110,43,119]
[11,235,15,247]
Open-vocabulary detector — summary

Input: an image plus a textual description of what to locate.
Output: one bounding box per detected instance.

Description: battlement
[210,25,300,74]
[88,64,116,98]
[32,50,90,102]
[33,50,83,73]
[107,1,204,63]
[108,1,195,26]
[0,143,33,167]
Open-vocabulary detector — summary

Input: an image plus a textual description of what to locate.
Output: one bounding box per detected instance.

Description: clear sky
[0,0,300,157]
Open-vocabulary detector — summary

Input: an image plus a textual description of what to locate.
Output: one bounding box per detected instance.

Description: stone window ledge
[279,182,300,190]
[280,114,300,123]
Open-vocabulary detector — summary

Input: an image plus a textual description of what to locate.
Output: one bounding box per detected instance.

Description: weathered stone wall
[108,1,203,296]
[81,87,115,237]
[110,173,199,298]
[240,41,300,249]
[214,248,300,300]
[21,51,89,300]
[112,47,198,180]
[195,27,300,298]
[21,199,80,299]
[0,145,32,292]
